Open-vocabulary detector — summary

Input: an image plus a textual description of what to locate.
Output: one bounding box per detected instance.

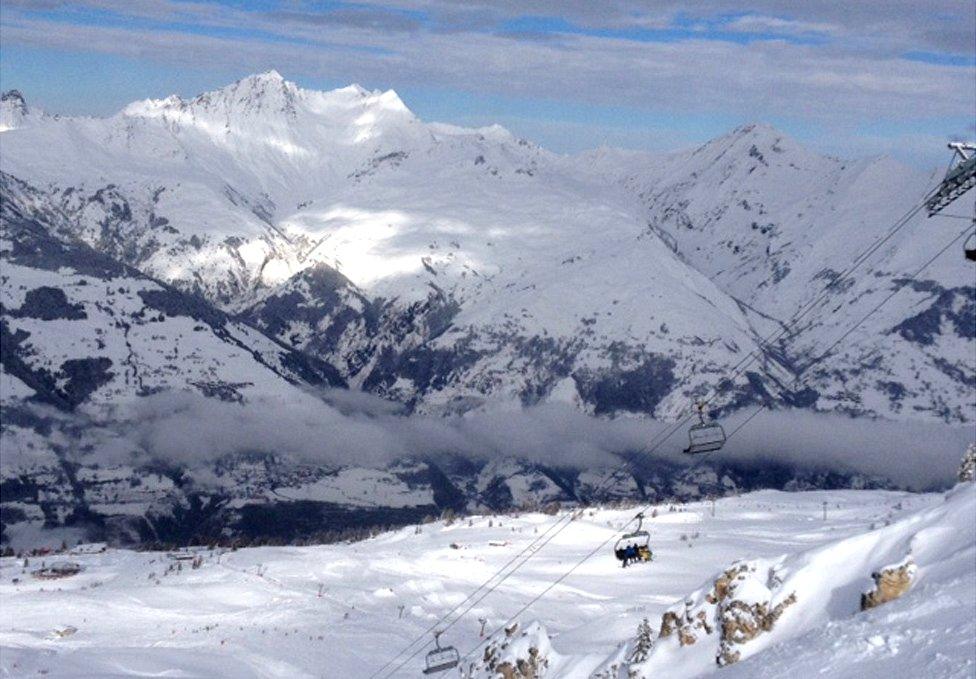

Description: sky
[1,0,974,167]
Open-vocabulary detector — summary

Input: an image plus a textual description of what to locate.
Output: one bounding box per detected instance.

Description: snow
[271,469,433,508]
[0,363,34,400]
[0,217,335,410]
[0,486,972,677]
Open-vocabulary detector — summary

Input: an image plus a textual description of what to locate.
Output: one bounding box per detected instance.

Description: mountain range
[1,72,972,548]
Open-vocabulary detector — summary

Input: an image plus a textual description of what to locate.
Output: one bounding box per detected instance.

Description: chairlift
[683,404,726,455]
[422,631,460,675]
[926,142,976,217]
[613,512,652,566]
[965,232,976,262]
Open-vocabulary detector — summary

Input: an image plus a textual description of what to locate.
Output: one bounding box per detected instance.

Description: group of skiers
[615,543,652,567]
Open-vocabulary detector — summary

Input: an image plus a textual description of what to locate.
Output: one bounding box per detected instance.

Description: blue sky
[1,1,973,167]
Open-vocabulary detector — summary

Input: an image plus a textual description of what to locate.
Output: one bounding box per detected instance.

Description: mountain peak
[2,90,27,111]
[214,70,299,113]
[374,88,410,114]
[697,121,814,164]
[726,122,790,145]
[252,69,284,82]
[1,89,33,131]
[123,71,302,123]
[732,121,778,136]
[233,69,290,93]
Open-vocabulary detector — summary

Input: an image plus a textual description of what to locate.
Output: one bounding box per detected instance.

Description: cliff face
[650,561,797,666]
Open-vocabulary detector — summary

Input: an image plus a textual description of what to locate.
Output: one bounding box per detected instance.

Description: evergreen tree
[628,617,654,664]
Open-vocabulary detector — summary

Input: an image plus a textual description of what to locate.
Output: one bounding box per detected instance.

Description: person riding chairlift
[617,541,652,567]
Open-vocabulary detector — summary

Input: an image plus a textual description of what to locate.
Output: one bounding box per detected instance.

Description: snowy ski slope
[1,485,972,677]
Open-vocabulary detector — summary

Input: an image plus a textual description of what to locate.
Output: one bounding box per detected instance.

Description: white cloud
[723,15,840,36]
[59,388,972,491]
[3,14,970,121]
[1,3,972,165]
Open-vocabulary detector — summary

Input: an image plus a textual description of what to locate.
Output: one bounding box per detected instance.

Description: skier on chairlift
[614,512,654,568]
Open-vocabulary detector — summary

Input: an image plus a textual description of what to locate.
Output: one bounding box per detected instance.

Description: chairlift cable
[626,189,934,463]
[378,415,704,677]
[691,197,931,407]
[374,407,711,675]
[455,224,970,670]
[365,508,579,678]
[455,448,725,666]
[798,226,972,373]
[652,192,931,458]
[933,213,976,221]
[377,186,948,677]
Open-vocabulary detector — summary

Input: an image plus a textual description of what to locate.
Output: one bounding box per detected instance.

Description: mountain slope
[0,174,358,546]
[587,123,975,421]
[0,74,972,423]
[0,173,344,410]
[0,172,916,551]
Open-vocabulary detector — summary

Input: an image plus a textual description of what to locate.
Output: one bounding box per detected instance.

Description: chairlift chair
[422,632,460,675]
[683,404,726,455]
[965,232,976,262]
[926,142,976,217]
[613,513,652,565]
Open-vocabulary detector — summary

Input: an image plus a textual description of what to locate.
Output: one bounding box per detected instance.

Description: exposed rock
[495,647,543,679]
[959,443,976,483]
[652,561,797,668]
[32,560,81,579]
[10,287,86,321]
[717,591,797,665]
[658,602,712,648]
[465,621,553,678]
[657,610,678,639]
[860,558,916,611]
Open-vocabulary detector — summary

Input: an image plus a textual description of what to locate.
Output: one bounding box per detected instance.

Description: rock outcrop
[653,561,797,667]
[464,621,553,678]
[860,558,917,611]
[717,590,797,665]
[959,443,976,483]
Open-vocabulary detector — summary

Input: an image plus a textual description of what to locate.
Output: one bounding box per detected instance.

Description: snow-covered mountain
[0,175,344,409]
[0,192,898,548]
[0,73,972,547]
[2,72,970,423]
[583,125,975,420]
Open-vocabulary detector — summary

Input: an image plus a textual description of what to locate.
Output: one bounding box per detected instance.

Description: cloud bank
[80,388,974,491]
